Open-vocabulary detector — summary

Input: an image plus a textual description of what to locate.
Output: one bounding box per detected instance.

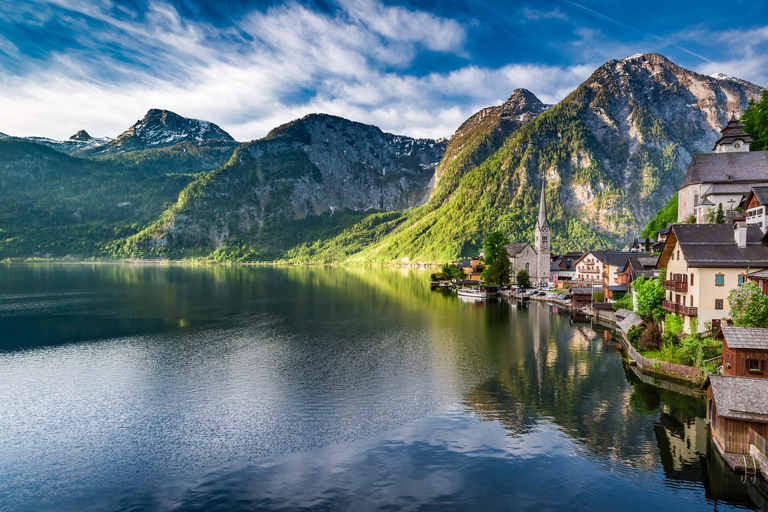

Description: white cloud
[521,7,568,21]
[0,0,592,141]
[679,25,768,87]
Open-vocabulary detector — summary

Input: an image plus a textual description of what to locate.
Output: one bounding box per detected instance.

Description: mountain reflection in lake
[0,264,764,511]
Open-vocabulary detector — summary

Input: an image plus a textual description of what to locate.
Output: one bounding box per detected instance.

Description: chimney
[734,222,747,248]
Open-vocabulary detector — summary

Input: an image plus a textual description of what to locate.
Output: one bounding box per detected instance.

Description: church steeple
[713,115,753,153]
[534,184,551,286]
[535,185,549,231]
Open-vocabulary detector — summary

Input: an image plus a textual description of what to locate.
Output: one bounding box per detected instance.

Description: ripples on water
[0,264,764,511]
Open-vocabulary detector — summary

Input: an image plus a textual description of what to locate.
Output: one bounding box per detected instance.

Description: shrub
[728,282,768,327]
[613,293,632,311]
[593,291,605,303]
[639,322,662,350]
[627,325,643,347]
[516,269,531,288]
[663,313,684,346]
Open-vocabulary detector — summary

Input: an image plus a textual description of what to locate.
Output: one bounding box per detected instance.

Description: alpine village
[432,102,768,478]
[6,51,768,495]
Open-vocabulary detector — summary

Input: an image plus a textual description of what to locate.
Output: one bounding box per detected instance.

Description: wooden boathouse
[704,375,768,472]
[716,326,768,378]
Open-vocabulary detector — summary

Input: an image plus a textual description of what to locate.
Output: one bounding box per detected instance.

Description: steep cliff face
[288,54,764,262]
[125,114,446,254]
[564,53,763,234]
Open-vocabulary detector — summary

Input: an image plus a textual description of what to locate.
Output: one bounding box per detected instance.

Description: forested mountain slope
[283,53,763,261]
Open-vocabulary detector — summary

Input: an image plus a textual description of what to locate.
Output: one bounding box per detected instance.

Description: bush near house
[728,282,768,328]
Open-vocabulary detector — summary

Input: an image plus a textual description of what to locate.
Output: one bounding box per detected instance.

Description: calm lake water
[1,264,766,511]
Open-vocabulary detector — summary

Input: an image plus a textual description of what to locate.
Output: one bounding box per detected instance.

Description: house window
[715,274,724,286]
[542,235,548,243]
[738,274,746,286]
[694,191,699,207]
[690,295,694,306]
[690,273,694,286]
[677,250,680,260]
[746,359,766,373]
[525,263,530,273]
[715,299,724,310]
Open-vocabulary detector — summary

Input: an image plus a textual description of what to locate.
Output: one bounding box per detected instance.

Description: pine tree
[716,203,725,224]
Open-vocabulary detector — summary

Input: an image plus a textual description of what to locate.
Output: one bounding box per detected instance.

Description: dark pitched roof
[616,309,644,332]
[713,118,755,150]
[702,183,757,196]
[550,257,575,272]
[680,151,768,188]
[721,326,768,350]
[506,243,534,257]
[604,251,647,267]
[575,250,607,266]
[748,268,768,279]
[707,375,768,422]
[621,256,657,279]
[661,224,768,268]
[746,187,768,208]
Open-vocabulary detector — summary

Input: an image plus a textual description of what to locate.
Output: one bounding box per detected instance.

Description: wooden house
[704,375,768,463]
[658,223,768,333]
[461,259,484,281]
[716,326,768,378]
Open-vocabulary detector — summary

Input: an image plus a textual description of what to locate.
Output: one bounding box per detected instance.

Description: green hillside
[0,140,234,259]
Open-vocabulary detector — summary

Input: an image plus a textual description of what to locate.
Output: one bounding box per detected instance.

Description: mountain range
[0,53,763,262]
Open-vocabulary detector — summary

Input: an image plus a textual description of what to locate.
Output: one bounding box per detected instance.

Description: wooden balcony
[663,280,688,292]
[662,300,697,316]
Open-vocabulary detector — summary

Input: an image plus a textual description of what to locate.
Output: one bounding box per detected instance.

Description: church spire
[536,184,548,230]
[534,183,551,286]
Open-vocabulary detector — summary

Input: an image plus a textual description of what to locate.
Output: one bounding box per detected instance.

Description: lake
[0,264,765,511]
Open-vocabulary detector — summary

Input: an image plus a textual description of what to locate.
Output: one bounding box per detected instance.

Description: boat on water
[456,285,500,299]
[457,287,488,299]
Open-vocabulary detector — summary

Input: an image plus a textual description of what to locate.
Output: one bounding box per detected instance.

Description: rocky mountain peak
[69,130,92,141]
[85,109,236,155]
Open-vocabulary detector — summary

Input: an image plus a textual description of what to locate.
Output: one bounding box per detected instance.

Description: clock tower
[713,116,753,153]
[534,185,551,286]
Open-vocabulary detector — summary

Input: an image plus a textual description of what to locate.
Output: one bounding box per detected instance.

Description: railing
[662,300,698,316]
[663,280,688,292]
[579,268,600,274]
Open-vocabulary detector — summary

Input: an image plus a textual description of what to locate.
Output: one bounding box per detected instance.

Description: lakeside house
[678,118,768,223]
[716,326,768,378]
[657,223,768,333]
[550,256,578,288]
[603,251,650,299]
[461,259,484,281]
[629,238,654,252]
[653,227,670,253]
[742,186,768,234]
[704,375,768,463]
[616,256,657,289]
[573,250,606,284]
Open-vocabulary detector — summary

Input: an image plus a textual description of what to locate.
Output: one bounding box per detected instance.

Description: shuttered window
[715,274,724,286]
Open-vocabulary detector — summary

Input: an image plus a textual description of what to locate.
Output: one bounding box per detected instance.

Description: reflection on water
[0,263,764,511]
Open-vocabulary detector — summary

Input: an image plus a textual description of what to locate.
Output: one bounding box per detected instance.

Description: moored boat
[457,287,488,299]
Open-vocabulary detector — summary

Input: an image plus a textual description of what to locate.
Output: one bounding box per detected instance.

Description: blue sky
[1,0,767,141]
